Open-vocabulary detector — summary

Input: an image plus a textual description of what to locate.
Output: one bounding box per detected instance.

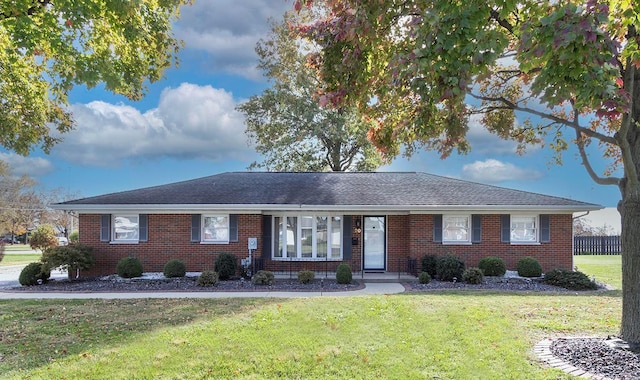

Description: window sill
[442,241,472,245]
[200,241,229,245]
[110,241,139,245]
[510,241,541,245]
[272,257,343,262]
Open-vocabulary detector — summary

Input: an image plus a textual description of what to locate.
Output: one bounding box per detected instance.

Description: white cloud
[175,0,292,79]
[461,159,544,183]
[53,83,253,167]
[0,152,55,177]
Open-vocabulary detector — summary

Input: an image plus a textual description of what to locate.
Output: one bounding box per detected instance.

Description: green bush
[116,257,143,278]
[436,255,465,282]
[420,255,438,276]
[19,262,50,286]
[252,270,275,285]
[163,259,186,278]
[29,224,58,252]
[478,256,506,276]
[517,257,542,277]
[336,263,352,284]
[298,270,315,284]
[214,252,237,280]
[463,267,484,284]
[197,270,219,287]
[544,269,598,290]
[41,244,95,275]
[69,231,79,244]
[418,271,431,284]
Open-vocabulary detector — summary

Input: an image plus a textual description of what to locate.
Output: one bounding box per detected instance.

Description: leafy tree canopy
[0,0,191,155]
[237,10,385,172]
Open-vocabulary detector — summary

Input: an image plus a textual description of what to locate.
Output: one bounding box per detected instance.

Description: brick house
[52,172,601,277]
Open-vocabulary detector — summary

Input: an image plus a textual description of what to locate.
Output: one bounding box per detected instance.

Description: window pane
[114,215,139,240]
[330,216,341,258]
[287,216,297,258]
[511,216,537,241]
[316,216,328,258]
[301,216,313,257]
[275,217,283,258]
[203,216,229,241]
[443,216,469,242]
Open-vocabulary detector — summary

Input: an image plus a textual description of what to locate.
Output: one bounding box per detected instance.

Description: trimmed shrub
[336,263,352,284]
[436,255,465,282]
[478,256,506,277]
[418,271,431,284]
[197,270,219,287]
[41,244,95,275]
[517,257,543,278]
[298,270,315,284]
[420,255,438,276]
[116,257,143,278]
[19,262,50,286]
[463,267,484,284]
[214,252,237,280]
[544,269,598,290]
[163,259,186,278]
[252,270,275,285]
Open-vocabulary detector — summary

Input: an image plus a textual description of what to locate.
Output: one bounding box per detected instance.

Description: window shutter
[139,214,148,242]
[501,215,511,243]
[191,214,201,242]
[229,214,238,242]
[100,214,111,242]
[433,214,443,242]
[262,215,272,258]
[540,214,550,243]
[342,216,352,260]
[471,214,482,243]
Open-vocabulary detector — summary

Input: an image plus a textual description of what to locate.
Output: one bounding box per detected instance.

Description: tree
[0,0,191,155]
[0,163,43,242]
[298,1,640,343]
[236,11,385,172]
[41,244,94,279]
[29,224,58,252]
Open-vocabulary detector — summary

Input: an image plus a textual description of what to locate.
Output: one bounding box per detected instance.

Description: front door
[363,216,386,271]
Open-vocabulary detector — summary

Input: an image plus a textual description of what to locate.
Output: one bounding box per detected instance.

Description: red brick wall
[78,212,573,277]
[406,214,573,272]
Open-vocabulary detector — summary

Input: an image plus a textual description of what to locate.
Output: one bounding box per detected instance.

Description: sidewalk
[0,282,406,299]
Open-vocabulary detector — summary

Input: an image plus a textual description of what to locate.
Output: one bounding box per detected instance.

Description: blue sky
[0,0,623,211]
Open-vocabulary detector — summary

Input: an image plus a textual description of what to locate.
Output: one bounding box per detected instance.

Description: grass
[574,254,622,290]
[2,244,32,252]
[0,292,621,379]
[0,253,42,267]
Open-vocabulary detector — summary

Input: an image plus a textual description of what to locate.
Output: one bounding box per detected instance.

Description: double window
[510,215,538,243]
[101,214,147,243]
[442,215,470,243]
[202,215,229,243]
[273,215,342,260]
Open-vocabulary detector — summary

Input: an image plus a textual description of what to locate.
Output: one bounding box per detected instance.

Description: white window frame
[273,214,343,260]
[112,214,140,243]
[202,214,230,244]
[510,215,539,244]
[442,214,471,244]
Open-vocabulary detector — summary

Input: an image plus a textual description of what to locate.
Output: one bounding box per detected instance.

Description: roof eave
[50,203,603,214]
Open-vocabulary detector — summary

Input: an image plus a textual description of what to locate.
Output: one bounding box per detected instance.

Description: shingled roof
[53,172,600,213]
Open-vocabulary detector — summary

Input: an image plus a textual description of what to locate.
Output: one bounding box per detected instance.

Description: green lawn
[0,253,42,267]
[0,293,620,379]
[2,244,31,252]
[574,254,622,290]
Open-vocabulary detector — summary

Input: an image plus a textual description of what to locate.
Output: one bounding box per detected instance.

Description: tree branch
[616,55,639,188]
[469,92,618,145]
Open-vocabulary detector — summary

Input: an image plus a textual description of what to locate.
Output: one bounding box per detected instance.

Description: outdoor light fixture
[354,218,362,234]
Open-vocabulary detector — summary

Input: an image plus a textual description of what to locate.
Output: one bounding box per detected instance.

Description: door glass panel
[330,216,341,258]
[316,216,328,258]
[286,216,297,258]
[364,216,385,269]
[301,216,313,258]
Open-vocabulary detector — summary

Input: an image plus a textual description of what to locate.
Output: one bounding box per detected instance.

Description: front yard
[0,292,620,379]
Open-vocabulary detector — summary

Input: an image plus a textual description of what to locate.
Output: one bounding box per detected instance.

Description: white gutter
[50,203,603,214]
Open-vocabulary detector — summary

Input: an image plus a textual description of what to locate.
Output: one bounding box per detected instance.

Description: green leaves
[0,0,190,154]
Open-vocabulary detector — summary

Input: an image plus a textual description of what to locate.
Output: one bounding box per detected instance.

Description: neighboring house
[51,172,601,277]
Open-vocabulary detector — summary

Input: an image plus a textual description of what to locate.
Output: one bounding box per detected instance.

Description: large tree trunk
[620,190,640,344]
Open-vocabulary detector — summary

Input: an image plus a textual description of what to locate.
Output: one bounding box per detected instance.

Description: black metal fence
[574,235,621,255]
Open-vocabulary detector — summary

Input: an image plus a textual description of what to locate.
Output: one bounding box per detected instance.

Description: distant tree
[29,224,58,252]
[40,188,80,238]
[574,218,617,236]
[237,11,385,172]
[0,0,191,155]
[0,164,43,242]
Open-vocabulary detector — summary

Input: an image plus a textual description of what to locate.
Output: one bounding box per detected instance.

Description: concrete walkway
[0,282,406,299]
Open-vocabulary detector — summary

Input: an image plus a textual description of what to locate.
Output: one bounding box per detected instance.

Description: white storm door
[363,216,386,270]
